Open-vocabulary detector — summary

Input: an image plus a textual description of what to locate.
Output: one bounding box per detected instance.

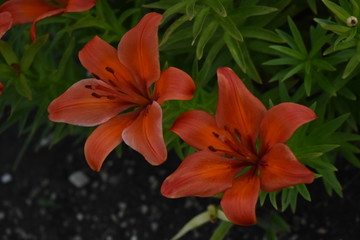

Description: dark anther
[234,128,242,138]
[91,73,100,79]
[106,95,116,100]
[85,85,93,89]
[208,146,217,152]
[212,132,220,138]
[91,92,102,98]
[105,67,115,74]
[108,79,118,87]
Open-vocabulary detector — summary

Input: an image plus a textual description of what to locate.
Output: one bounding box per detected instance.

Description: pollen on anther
[91,92,102,98]
[105,66,115,74]
[108,79,118,87]
[91,73,101,79]
[208,146,217,152]
[212,132,220,138]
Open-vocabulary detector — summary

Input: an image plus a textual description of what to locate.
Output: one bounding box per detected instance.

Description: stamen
[105,66,115,74]
[108,79,118,87]
[85,85,93,89]
[212,132,220,138]
[106,95,116,100]
[208,146,217,152]
[91,92,102,98]
[91,73,101,80]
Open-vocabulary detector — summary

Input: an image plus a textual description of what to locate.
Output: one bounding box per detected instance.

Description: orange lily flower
[0,82,4,94]
[0,0,95,40]
[161,67,316,225]
[48,13,195,171]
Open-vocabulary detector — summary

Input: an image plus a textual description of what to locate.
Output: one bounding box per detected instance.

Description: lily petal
[216,67,266,148]
[0,82,4,94]
[78,36,146,104]
[84,111,138,171]
[260,143,314,192]
[260,102,317,153]
[0,12,13,39]
[65,0,95,12]
[154,67,195,104]
[30,8,64,41]
[0,0,58,25]
[118,13,162,89]
[170,110,234,153]
[161,151,244,198]
[122,101,167,165]
[221,169,260,225]
[48,79,134,126]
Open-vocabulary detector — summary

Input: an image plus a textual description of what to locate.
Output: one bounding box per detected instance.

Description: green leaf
[310,113,349,140]
[14,74,32,99]
[0,40,19,65]
[287,17,307,54]
[304,72,312,96]
[54,37,76,82]
[234,6,278,20]
[20,35,48,72]
[185,0,196,20]
[312,59,336,71]
[307,0,318,13]
[240,27,283,43]
[202,0,227,17]
[322,0,351,23]
[338,86,357,100]
[314,18,350,33]
[171,211,210,240]
[198,39,225,85]
[161,1,187,24]
[217,16,243,41]
[342,53,360,78]
[196,20,218,59]
[342,151,360,168]
[269,45,304,60]
[323,38,356,55]
[96,0,119,29]
[192,7,210,42]
[259,190,268,206]
[210,221,233,240]
[263,57,298,66]
[160,15,188,46]
[281,63,304,81]
[296,184,311,201]
[269,191,278,210]
[320,168,343,197]
[305,157,338,171]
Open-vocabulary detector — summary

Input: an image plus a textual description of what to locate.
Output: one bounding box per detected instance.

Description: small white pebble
[68,171,90,188]
[1,173,12,184]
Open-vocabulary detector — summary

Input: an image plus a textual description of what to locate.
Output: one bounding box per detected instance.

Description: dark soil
[1,126,360,240]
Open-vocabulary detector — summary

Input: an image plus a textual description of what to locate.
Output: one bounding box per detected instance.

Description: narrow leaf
[20,35,48,72]
[0,40,19,65]
[202,0,227,17]
[322,0,351,23]
[196,20,218,59]
[210,221,233,240]
[171,211,210,240]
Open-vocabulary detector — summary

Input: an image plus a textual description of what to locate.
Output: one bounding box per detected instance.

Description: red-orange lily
[0,0,95,40]
[48,13,195,171]
[161,67,316,225]
[0,82,4,94]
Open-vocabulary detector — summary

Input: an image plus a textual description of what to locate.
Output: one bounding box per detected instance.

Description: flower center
[208,126,258,164]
